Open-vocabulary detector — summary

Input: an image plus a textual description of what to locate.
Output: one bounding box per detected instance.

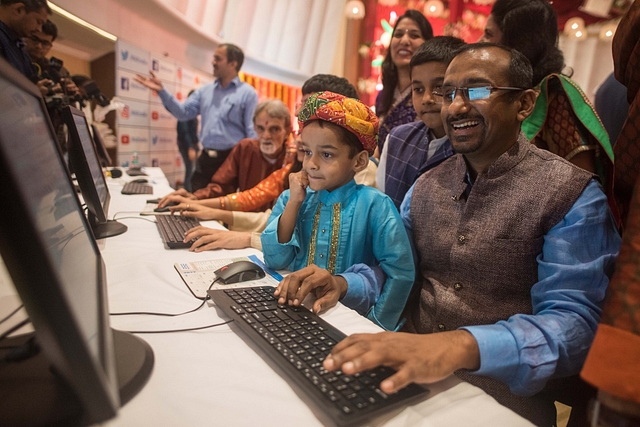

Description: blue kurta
[261,180,415,331]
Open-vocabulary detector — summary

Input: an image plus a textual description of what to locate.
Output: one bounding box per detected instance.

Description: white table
[1,167,533,426]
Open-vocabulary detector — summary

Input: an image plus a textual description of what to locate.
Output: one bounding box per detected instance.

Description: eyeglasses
[433,86,524,104]
[29,35,52,49]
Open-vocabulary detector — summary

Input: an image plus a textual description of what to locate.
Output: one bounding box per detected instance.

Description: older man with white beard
[158,99,292,212]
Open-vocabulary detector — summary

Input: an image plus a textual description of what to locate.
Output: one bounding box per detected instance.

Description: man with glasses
[0,0,49,79]
[24,19,78,97]
[322,44,621,426]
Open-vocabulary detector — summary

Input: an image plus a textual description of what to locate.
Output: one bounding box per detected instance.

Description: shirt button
[322,229,326,233]
[319,254,324,258]
[438,324,445,331]
[454,283,462,291]
[457,235,466,243]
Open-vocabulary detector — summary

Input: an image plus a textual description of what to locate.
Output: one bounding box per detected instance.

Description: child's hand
[288,170,309,205]
[273,265,348,314]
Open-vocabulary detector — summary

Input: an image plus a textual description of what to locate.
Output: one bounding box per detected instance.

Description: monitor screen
[91,123,113,167]
[0,58,151,425]
[63,106,126,239]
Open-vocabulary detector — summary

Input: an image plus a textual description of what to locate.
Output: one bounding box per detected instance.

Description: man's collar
[214,75,241,88]
[484,132,530,179]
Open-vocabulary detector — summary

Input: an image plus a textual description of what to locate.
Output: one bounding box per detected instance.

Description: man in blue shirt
[135,43,258,191]
[0,0,49,80]
[322,44,621,425]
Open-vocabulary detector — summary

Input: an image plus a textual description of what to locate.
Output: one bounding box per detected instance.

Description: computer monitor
[0,58,153,426]
[62,106,127,239]
[91,123,113,167]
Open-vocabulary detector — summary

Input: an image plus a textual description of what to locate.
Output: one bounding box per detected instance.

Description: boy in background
[261,92,415,331]
[377,36,465,209]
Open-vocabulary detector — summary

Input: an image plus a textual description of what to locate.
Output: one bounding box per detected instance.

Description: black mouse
[132,178,148,184]
[214,261,266,285]
[153,202,179,213]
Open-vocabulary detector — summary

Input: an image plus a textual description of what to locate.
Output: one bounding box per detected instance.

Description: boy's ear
[353,150,369,173]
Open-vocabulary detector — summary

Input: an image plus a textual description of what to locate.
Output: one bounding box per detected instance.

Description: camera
[82,80,111,107]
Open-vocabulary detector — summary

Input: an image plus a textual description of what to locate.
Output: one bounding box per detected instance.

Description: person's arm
[340,196,415,331]
[260,191,300,269]
[157,87,202,121]
[581,163,640,420]
[135,72,201,121]
[192,143,243,199]
[276,171,308,244]
[224,163,291,212]
[462,180,621,395]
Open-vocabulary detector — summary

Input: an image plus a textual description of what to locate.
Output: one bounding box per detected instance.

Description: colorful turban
[297,91,379,155]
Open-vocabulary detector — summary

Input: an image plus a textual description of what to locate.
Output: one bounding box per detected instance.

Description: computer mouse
[153,202,179,212]
[214,261,266,285]
[132,178,148,184]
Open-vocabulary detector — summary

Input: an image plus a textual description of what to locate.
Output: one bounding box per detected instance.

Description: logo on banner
[120,77,130,91]
[152,135,158,145]
[152,60,159,72]
[121,135,130,144]
[151,111,159,120]
[121,105,130,118]
[121,50,129,61]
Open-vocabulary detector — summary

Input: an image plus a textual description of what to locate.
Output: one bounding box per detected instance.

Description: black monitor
[91,123,113,167]
[62,106,127,239]
[0,58,153,426]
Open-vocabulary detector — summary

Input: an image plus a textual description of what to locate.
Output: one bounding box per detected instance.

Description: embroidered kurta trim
[306,203,341,274]
[327,203,341,274]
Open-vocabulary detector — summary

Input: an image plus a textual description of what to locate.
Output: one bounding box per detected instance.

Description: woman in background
[375,9,433,153]
[481,0,615,221]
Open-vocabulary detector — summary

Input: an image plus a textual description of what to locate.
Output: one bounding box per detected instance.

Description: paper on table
[174,254,283,299]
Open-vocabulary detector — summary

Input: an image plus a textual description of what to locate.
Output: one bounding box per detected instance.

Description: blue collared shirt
[261,180,415,331]
[0,21,36,80]
[158,76,258,150]
[400,179,621,395]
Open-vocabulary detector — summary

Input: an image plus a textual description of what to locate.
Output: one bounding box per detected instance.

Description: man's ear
[353,150,369,173]
[516,89,538,122]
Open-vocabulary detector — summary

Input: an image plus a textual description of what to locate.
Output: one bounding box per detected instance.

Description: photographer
[25,19,78,98]
[0,0,49,79]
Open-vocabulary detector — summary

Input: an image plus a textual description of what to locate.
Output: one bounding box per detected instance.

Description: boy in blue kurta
[261,92,415,331]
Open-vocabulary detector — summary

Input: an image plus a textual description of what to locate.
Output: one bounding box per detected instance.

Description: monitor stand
[0,329,154,426]
[90,214,128,239]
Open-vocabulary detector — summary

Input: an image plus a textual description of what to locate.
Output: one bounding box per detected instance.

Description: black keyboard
[121,181,153,195]
[154,214,200,248]
[208,286,429,426]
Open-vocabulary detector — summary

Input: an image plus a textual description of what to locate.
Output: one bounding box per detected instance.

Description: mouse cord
[0,304,24,325]
[0,318,31,343]
[112,211,158,223]
[114,319,234,334]
[110,278,221,317]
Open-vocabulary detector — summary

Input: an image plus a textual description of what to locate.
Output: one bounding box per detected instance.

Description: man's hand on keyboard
[274,265,348,314]
[184,227,251,252]
[323,330,481,394]
[158,189,197,208]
